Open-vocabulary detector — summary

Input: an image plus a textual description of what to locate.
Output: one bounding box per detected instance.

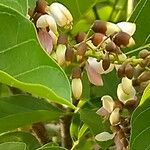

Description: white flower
[36,14,57,34]
[46,2,73,29]
[109,108,120,126]
[95,132,115,141]
[117,77,136,104]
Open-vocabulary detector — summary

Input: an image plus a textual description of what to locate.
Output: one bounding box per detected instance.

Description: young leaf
[0,4,75,109]
[0,131,41,150]
[0,95,62,133]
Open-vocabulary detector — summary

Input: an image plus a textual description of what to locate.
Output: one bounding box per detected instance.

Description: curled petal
[36,14,57,33]
[117,22,136,36]
[38,29,53,54]
[109,108,120,126]
[101,95,114,113]
[49,30,58,45]
[95,132,115,141]
[121,77,133,94]
[96,107,110,117]
[86,62,103,86]
[46,2,73,29]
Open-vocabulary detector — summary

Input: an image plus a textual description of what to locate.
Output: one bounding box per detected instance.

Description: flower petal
[117,22,136,36]
[95,132,115,141]
[109,108,120,126]
[86,62,103,86]
[96,107,109,116]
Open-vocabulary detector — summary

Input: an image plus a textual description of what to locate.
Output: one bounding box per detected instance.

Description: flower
[95,132,115,141]
[117,77,136,104]
[46,2,73,29]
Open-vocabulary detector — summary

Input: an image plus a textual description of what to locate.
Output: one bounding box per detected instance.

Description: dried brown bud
[117,64,126,78]
[92,20,107,34]
[125,64,134,79]
[75,32,86,43]
[57,34,68,45]
[102,54,110,71]
[35,0,47,14]
[114,100,124,110]
[65,46,74,63]
[113,32,134,47]
[124,100,138,109]
[105,41,117,53]
[77,42,87,58]
[72,67,81,79]
[120,138,128,148]
[139,49,150,59]
[91,33,104,46]
[138,71,150,82]
[140,58,149,67]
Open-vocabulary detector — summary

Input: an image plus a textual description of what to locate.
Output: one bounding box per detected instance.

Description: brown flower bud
[114,100,124,110]
[75,32,86,43]
[92,20,107,34]
[76,42,87,60]
[35,0,47,14]
[139,49,150,59]
[120,138,128,148]
[124,99,138,109]
[117,64,126,78]
[57,34,68,45]
[105,41,117,53]
[91,33,104,46]
[118,129,125,139]
[138,71,150,82]
[125,64,134,79]
[102,54,110,71]
[65,46,74,64]
[72,67,81,79]
[113,32,135,48]
[140,58,149,67]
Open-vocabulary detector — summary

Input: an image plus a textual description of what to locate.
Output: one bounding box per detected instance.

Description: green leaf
[0,142,27,150]
[0,131,40,150]
[130,97,150,150]
[46,0,98,22]
[0,0,28,16]
[0,95,62,133]
[0,4,75,109]
[128,0,150,52]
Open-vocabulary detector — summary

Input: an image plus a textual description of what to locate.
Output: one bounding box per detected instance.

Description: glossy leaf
[0,95,62,133]
[0,142,27,150]
[128,0,150,52]
[0,4,75,109]
[0,0,27,16]
[0,131,40,150]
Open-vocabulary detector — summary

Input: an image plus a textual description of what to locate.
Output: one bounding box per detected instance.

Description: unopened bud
[77,42,87,61]
[36,14,57,33]
[95,132,115,141]
[138,71,150,82]
[92,33,105,46]
[56,44,66,65]
[65,46,74,64]
[102,54,110,71]
[125,64,134,79]
[101,95,114,113]
[109,108,120,126]
[113,32,135,48]
[105,41,117,53]
[71,78,82,100]
[117,64,126,78]
[124,99,138,109]
[75,32,86,43]
[46,2,73,29]
[35,0,47,14]
[57,34,68,45]
[72,67,81,79]
[139,49,150,59]
[92,20,107,34]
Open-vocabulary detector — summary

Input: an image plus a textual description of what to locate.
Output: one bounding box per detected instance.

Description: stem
[93,5,99,20]
[60,111,73,149]
[32,122,50,144]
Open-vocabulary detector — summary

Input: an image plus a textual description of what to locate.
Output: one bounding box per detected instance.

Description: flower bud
[101,95,114,113]
[46,2,73,29]
[125,64,134,79]
[105,41,117,53]
[102,54,110,71]
[56,44,66,65]
[109,108,120,126]
[75,32,86,43]
[139,49,150,59]
[124,99,138,109]
[65,46,74,65]
[95,132,115,141]
[117,64,126,78]
[71,68,82,100]
[138,71,150,82]
[57,34,68,45]
[113,32,135,48]
[36,14,57,33]
[92,33,105,46]
[35,0,47,14]
[76,42,87,61]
